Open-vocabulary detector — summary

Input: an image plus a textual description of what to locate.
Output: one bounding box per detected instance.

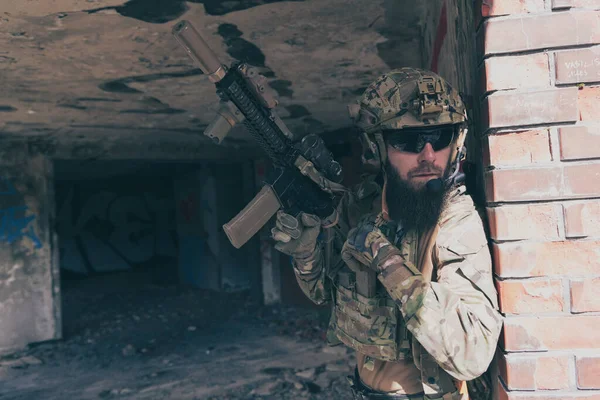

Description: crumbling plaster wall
[0,145,60,353]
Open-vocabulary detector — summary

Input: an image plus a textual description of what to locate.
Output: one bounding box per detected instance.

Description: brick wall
[478,1,600,398]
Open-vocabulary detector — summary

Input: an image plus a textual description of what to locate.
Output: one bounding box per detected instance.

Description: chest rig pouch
[327,269,412,362]
[327,224,416,363]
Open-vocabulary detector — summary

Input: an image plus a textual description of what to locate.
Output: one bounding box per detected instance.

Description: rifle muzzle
[172,20,226,83]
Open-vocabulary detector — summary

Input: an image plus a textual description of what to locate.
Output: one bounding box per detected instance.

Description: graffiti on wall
[0,178,42,249]
[55,178,178,275]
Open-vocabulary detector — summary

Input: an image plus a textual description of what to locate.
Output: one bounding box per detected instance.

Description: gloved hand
[271,210,321,259]
[341,213,397,273]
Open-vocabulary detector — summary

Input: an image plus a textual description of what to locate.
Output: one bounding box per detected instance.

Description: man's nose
[417,142,436,163]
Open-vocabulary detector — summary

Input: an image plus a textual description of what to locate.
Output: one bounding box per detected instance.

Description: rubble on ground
[0,271,355,399]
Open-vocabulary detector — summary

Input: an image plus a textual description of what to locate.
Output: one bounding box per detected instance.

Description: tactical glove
[341,213,398,273]
[271,210,321,259]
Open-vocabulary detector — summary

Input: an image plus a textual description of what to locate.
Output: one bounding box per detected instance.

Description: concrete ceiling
[0,0,425,160]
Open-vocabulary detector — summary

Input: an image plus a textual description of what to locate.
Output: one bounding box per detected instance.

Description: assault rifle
[171,20,346,250]
[171,21,377,297]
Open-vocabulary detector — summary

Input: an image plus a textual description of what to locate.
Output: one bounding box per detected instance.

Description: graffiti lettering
[0,178,42,249]
[56,183,178,274]
[564,57,600,80]
[0,206,42,249]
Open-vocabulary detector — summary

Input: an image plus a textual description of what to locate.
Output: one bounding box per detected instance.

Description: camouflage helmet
[349,68,467,132]
[348,68,469,173]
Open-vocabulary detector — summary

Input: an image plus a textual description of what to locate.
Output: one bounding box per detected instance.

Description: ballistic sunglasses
[382,125,457,154]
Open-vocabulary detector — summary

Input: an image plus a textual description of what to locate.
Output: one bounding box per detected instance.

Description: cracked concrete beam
[1,1,129,16]
[0,0,425,154]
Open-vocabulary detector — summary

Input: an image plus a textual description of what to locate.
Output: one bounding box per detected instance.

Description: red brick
[564,163,600,198]
[559,126,600,161]
[482,11,600,55]
[484,54,550,92]
[555,46,600,84]
[498,380,600,399]
[493,240,600,278]
[485,167,562,202]
[502,315,600,351]
[499,353,571,390]
[564,201,600,238]
[578,86,600,122]
[496,279,565,314]
[482,0,545,16]
[553,0,600,9]
[577,356,600,389]
[483,88,578,129]
[487,204,561,240]
[486,163,600,202]
[571,277,600,312]
[485,130,552,167]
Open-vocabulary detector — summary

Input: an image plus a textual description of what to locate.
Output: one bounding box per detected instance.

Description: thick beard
[384,159,450,232]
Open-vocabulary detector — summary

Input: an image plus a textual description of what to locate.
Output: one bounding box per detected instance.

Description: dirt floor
[0,269,356,400]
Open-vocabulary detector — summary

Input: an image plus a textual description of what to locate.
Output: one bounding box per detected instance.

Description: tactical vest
[323,184,484,399]
[326,228,416,363]
[322,175,416,363]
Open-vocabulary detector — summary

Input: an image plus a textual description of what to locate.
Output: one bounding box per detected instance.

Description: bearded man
[271,68,503,400]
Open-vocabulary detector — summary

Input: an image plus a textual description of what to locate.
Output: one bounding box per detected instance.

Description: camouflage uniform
[273,69,503,400]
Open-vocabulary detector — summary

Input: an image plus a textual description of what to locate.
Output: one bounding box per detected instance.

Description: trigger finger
[277,210,299,230]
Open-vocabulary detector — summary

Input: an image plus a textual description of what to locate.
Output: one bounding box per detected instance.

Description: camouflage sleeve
[292,245,331,305]
[377,213,503,382]
[293,175,382,306]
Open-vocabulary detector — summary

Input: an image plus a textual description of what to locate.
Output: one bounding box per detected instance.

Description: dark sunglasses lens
[386,135,415,152]
[385,126,455,153]
[431,128,454,151]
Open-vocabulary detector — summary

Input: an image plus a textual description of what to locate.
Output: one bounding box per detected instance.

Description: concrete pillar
[174,165,220,290]
[0,145,60,353]
[174,163,259,293]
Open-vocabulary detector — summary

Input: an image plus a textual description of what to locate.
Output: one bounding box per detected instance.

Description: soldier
[271,68,503,400]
